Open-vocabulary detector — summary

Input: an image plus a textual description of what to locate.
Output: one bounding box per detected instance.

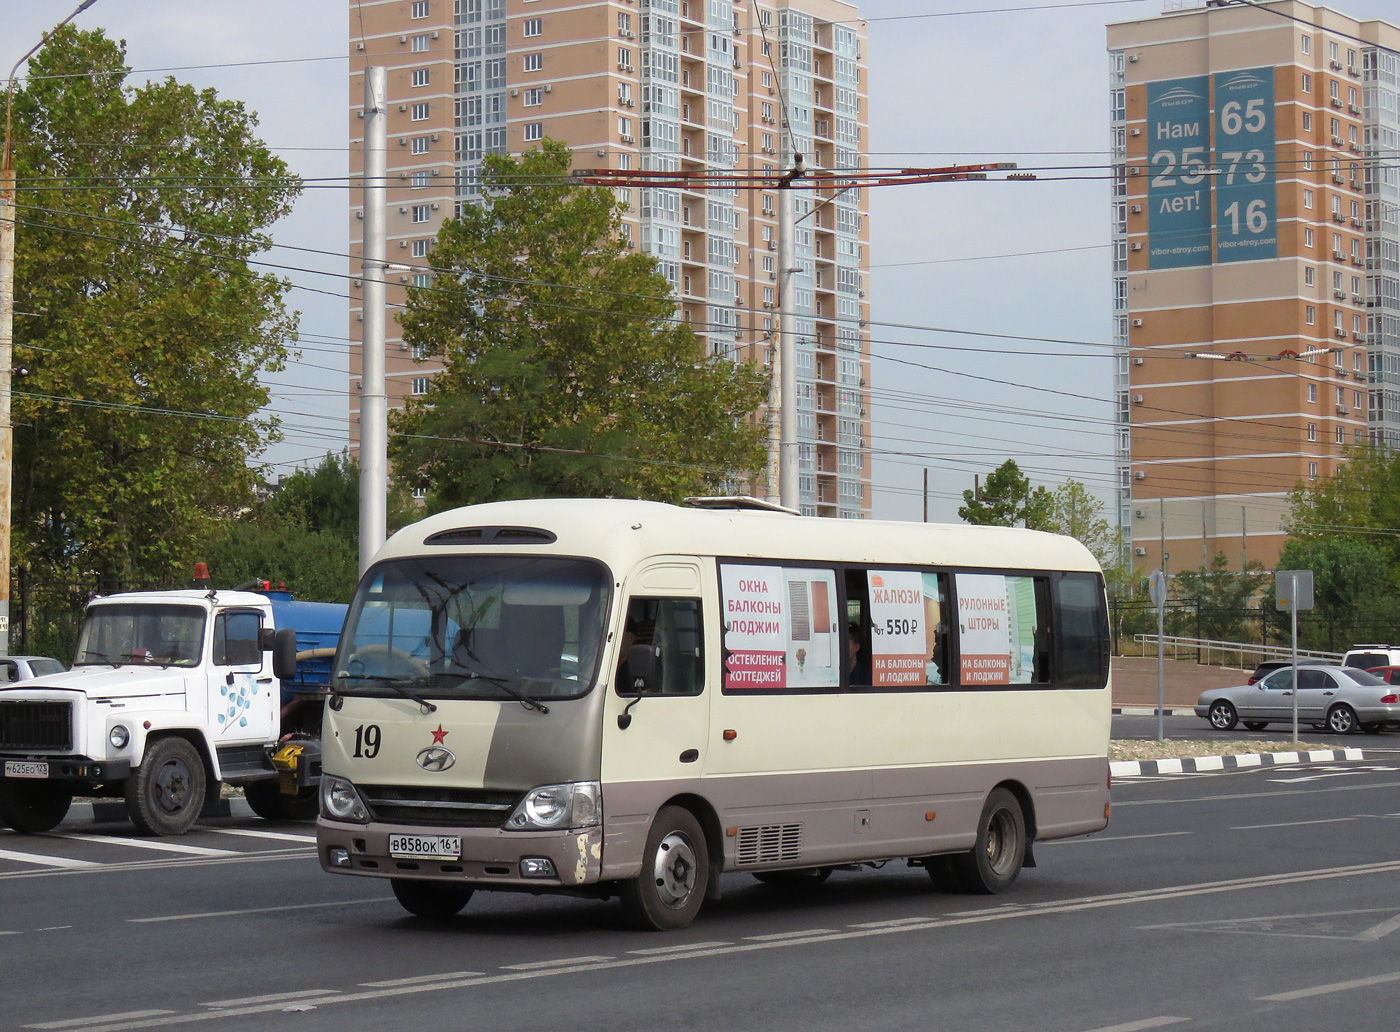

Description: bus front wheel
[619,805,709,931]
[951,788,1026,895]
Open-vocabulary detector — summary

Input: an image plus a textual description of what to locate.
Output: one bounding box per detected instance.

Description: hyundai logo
[415,747,456,772]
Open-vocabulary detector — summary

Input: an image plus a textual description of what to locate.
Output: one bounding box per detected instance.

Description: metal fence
[1130,634,1343,668]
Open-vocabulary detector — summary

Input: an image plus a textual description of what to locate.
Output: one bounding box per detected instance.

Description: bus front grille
[0,701,73,751]
[360,786,521,828]
[735,823,803,866]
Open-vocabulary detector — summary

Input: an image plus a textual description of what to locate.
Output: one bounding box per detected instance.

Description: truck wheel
[0,779,73,833]
[619,805,709,931]
[391,879,473,919]
[244,779,319,821]
[125,736,207,836]
[950,788,1027,895]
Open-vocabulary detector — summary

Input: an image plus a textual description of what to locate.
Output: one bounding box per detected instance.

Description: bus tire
[0,778,72,833]
[244,779,319,821]
[619,805,709,931]
[125,736,207,836]
[952,788,1026,895]
[391,879,474,919]
[924,854,963,893]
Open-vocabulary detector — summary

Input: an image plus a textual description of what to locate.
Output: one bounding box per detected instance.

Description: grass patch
[1109,738,1332,761]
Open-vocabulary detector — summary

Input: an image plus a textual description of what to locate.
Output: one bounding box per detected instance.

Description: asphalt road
[3,760,1400,1032]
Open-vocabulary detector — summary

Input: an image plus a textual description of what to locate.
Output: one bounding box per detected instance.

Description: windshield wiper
[462,672,549,715]
[75,652,123,668]
[336,673,438,714]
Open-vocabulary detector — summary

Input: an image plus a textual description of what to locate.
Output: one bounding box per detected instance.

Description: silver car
[1195,664,1400,735]
[0,656,66,684]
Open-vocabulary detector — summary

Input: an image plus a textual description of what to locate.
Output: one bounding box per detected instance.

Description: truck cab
[0,589,335,836]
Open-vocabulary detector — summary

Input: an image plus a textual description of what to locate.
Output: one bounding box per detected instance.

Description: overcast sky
[5,0,1394,522]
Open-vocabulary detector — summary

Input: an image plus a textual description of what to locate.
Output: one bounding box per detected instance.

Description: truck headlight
[505,781,601,831]
[108,725,130,749]
[320,775,370,823]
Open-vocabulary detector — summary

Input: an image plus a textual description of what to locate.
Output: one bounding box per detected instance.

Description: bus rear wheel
[951,788,1026,895]
[391,879,474,919]
[619,805,709,931]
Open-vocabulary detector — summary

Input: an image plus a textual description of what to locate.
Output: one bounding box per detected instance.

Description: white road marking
[130,897,394,923]
[1080,1019,1189,1032]
[1357,913,1400,941]
[24,1012,175,1030]
[500,957,614,971]
[850,917,937,929]
[0,848,101,870]
[1232,817,1360,830]
[359,971,485,987]
[200,828,316,844]
[1259,970,1400,1001]
[1043,832,1192,846]
[1270,771,1379,784]
[36,925,72,931]
[743,929,838,941]
[627,941,732,955]
[0,930,19,936]
[199,990,339,1009]
[48,834,235,858]
[33,859,1400,1032]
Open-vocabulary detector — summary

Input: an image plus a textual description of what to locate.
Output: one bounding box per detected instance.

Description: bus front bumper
[316,818,604,889]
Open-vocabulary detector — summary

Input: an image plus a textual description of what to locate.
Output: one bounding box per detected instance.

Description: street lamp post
[0,0,102,653]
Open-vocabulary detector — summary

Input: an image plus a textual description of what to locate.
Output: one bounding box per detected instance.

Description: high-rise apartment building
[348,0,872,517]
[1107,0,1399,574]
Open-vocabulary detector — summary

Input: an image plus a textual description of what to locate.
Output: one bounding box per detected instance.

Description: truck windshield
[74,605,206,668]
[335,555,610,702]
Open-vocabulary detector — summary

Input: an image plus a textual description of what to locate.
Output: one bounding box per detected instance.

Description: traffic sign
[1148,569,1167,612]
[1275,569,1314,612]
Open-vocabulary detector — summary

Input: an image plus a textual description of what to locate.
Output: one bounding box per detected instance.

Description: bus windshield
[75,604,206,668]
[335,555,611,702]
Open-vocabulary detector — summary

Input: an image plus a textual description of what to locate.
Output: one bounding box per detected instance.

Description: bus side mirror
[272,627,299,682]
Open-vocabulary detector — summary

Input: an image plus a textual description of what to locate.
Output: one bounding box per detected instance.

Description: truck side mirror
[272,627,299,682]
[626,643,662,694]
[258,627,277,652]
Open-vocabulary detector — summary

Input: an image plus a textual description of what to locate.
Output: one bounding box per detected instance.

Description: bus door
[601,562,710,791]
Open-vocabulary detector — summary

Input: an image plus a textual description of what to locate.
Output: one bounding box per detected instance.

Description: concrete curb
[1113,706,1195,717]
[1111,746,1365,778]
[67,797,255,824]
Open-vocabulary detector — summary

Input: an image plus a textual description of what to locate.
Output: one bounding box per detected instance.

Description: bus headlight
[505,781,601,831]
[320,775,370,823]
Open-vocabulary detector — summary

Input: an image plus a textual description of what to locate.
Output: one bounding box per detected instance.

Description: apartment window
[1330,79,1340,101]
[1349,86,1358,106]
[1330,116,1340,137]
[523,17,543,37]
[761,40,771,57]
[618,82,632,105]
[618,47,633,67]
[761,101,774,121]
[1354,314,1363,334]
[1305,227,1315,248]
[1302,150,1313,171]
[617,152,631,170]
[523,88,543,106]
[1308,382,1318,402]
[619,115,631,136]
[618,12,632,33]
[1333,232,1343,252]
[1335,310,1344,331]
[1309,461,1318,479]
[1354,389,1363,408]
[1347,49,1356,66]
[762,132,774,150]
[412,239,430,258]
[411,102,430,120]
[412,377,431,396]
[1305,267,1315,286]
[1332,195,1341,215]
[523,122,543,141]
[1302,111,1312,132]
[412,273,431,288]
[411,136,430,155]
[1352,275,1361,293]
[411,34,430,52]
[411,170,430,187]
[411,1,429,17]
[1329,40,1339,61]
[412,204,431,223]
[1334,270,1343,289]
[523,53,542,72]
[1306,305,1316,325]
[412,68,430,88]
[762,71,773,89]
[1301,34,1311,55]
[1301,72,1312,93]
[411,343,426,361]
[1303,189,1313,209]
[1308,422,1317,442]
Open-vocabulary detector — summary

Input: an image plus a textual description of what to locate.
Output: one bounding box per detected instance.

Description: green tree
[1170,553,1268,642]
[389,141,769,507]
[958,460,1053,529]
[11,27,299,600]
[1284,444,1400,586]
[1272,537,1400,651]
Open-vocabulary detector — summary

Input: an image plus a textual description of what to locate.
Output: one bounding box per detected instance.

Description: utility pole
[358,67,388,575]
[922,467,928,523]
[0,0,102,653]
[776,153,805,511]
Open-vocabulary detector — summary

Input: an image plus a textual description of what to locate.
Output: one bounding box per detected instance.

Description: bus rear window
[1053,572,1109,689]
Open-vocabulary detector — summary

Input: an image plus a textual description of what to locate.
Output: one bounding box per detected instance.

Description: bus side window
[616,598,704,697]
[844,569,870,687]
[1053,572,1109,688]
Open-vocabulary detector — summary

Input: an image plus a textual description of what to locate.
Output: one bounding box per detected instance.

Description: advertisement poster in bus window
[867,570,945,686]
[1213,67,1277,262]
[955,574,1037,685]
[1146,75,1212,269]
[720,564,839,689]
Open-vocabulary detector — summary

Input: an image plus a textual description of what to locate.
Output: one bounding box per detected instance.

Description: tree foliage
[1170,553,1268,642]
[11,26,299,594]
[389,141,769,508]
[958,460,1053,529]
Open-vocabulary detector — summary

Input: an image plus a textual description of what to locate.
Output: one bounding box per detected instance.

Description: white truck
[0,580,345,836]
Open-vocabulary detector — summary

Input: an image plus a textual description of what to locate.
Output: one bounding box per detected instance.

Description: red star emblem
[430,725,448,745]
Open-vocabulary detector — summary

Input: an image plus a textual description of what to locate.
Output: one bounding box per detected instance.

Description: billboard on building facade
[1146,76,1213,269]
[1213,67,1278,262]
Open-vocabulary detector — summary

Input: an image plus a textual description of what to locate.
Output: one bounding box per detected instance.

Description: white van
[1342,645,1400,670]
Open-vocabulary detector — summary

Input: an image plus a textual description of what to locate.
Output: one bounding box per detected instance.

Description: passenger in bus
[848,625,871,686]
